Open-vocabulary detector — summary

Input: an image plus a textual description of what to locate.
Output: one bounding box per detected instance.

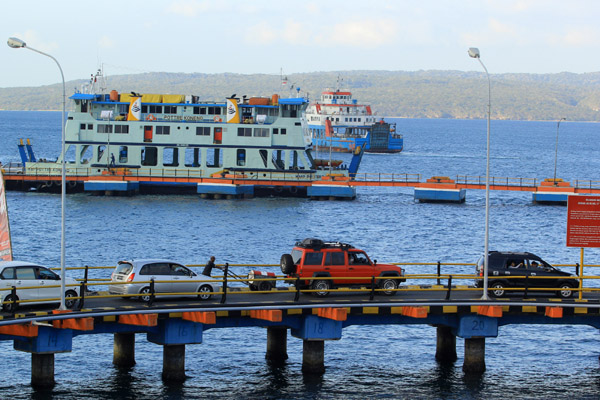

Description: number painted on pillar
[472,320,485,331]
[313,321,324,335]
[178,326,189,337]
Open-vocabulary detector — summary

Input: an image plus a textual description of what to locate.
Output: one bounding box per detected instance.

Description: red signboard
[0,169,12,261]
[567,196,600,247]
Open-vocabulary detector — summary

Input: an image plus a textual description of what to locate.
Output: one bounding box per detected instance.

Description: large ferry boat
[3,71,364,199]
[305,88,403,153]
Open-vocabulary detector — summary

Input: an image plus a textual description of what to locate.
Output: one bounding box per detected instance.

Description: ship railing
[3,261,593,310]
[456,175,538,187]
[350,172,421,183]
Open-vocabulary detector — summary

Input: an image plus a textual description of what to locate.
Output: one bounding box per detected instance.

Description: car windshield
[291,249,303,264]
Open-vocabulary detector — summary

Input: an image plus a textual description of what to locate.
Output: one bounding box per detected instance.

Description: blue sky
[2,0,600,88]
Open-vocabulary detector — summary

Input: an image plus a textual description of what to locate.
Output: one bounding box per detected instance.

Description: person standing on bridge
[202,256,220,277]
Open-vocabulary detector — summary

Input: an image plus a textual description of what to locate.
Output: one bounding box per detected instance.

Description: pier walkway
[2,262,600,387]
[3,165,600,201]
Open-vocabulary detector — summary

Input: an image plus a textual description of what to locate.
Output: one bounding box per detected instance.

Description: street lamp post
[553,118,566,183]
[7,37,67,310]
[468,47,491,300]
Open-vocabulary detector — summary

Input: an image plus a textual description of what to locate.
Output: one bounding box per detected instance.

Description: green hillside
[2,70,600,121]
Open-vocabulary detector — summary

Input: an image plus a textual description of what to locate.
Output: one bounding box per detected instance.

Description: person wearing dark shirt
[202,256,217,276]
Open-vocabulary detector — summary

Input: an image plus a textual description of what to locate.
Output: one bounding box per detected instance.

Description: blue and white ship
[305,88,403,153]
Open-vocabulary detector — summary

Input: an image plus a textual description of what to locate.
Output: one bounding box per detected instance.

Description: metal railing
[2,261,599,315]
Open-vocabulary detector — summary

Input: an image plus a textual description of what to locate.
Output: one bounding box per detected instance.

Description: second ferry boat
[305,86,403,154]
[3,71,365,199]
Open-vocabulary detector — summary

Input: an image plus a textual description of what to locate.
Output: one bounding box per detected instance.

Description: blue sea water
[1,111,600,398]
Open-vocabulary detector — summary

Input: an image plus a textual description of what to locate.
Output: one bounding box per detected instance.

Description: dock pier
[2,299,599,386]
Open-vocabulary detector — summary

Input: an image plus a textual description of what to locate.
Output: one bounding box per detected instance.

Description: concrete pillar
[266,327,288,362]
[463,338,486,373]
[302,340,325,374]
[435,326,457,363]
[31,353,55,388]
[162,344,186,382]
[113,333,136,368]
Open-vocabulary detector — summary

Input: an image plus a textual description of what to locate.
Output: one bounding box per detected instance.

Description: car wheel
[489,282,505,298]
[2,294,18,313]
[139,287,151,302]
[311,279,330,297]
[258,281,272,292]
[198,284,212,300]
[65,290,78,309]
[557,283,574,298]
[280,254,296,275]
[379,278,398,296]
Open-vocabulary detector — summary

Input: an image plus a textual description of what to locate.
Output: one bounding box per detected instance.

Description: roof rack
[295,238,354,250]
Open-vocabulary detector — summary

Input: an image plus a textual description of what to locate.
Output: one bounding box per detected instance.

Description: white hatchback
[0,260,80,312]
[109,259,221,301]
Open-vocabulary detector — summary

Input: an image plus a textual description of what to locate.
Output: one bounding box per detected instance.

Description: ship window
[119,146,128,163]
[164,106,177,114]
[141,147,158,166]
[118,104,128,114]
[149,105,163,114]
[163,147,179,167]
[97,124,113,133]
[237,127,252,137]
[236,149,246,166]
[88,124,93,130]
[273,128,278,135]
[280,128,286,135]
[198,107,207,115]
[272,150,285,170]
[196,127,211,136]
[206,148,223,168]
[80,123,86,130]
[253,128,269,137]
[156,126,170,135]
[259,150,268,168]
[208,106,220,115]
[185,148,201,167]
[79,145,92,165]
[115,125,129,134]
[290,151,306,170]
[65,144,76,164]
[97,145,106,162]
[142,105,148,113]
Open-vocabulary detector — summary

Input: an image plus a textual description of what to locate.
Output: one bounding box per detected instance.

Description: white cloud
[488,19,516,36]
[329,19,397,46]
[98,36,114,49]
[559,27,599,46]
[283,20,306,44]
[16,30,59,53]
[166,0,214,17]
[250,22,278,44]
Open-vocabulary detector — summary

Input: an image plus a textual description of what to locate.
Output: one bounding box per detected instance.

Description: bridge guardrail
[3,262,600,313]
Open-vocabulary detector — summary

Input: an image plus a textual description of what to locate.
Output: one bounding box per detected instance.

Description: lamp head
[7,37,26,48]
[468,47,480,58]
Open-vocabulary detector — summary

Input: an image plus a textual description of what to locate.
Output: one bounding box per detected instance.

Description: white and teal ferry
[4,72,364,199]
